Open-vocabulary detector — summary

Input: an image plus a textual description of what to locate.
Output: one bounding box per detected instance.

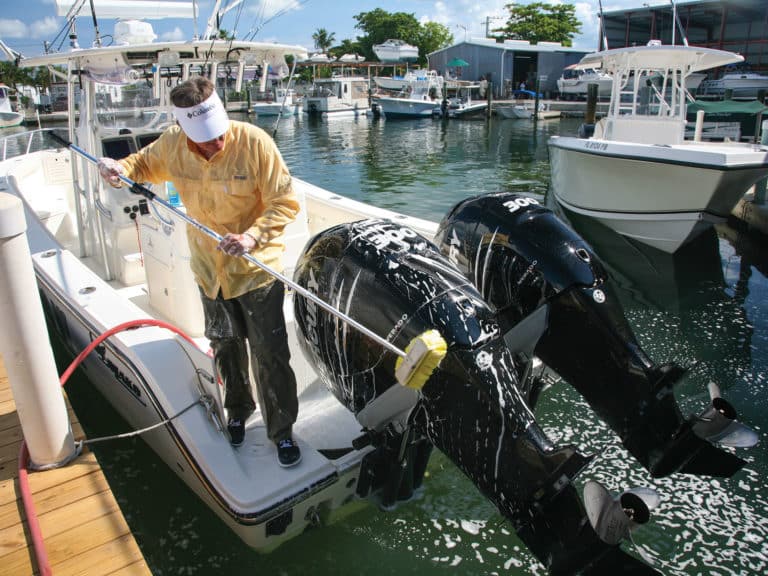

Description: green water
[61,114,768,575]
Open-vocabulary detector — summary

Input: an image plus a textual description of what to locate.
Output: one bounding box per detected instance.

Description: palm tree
[311,28,336,54]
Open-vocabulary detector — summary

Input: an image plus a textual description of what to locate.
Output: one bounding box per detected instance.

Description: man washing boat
[97,76,302,467]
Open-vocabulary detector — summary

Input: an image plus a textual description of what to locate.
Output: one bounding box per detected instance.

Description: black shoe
[277,438,301,467]
[227,418,245,446]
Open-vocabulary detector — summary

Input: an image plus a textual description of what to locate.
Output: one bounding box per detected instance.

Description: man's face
[194,134,226,158]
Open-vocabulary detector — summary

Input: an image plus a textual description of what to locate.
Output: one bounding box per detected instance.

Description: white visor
[173,92,230,143]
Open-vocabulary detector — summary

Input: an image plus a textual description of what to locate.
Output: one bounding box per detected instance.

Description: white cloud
[160,26,186,41]
[30,17,60,39]
[0,19,29,39]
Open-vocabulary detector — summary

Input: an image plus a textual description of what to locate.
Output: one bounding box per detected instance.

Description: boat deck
[0,355,151,575]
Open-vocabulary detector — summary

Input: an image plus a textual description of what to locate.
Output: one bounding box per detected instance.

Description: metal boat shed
[601,0,767,72]
[427,38,589,98]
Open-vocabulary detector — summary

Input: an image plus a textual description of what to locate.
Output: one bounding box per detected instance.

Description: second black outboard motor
[292,218,658,574]
[434,193,750,478]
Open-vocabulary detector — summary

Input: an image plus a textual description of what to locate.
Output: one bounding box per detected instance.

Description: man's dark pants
[200,280,298,443]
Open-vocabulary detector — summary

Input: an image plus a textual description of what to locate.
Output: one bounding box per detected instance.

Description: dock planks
[0,355,151,576]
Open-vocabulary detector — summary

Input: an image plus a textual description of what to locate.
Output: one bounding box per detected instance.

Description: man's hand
[97,157,125,188]
[218,232,258,256]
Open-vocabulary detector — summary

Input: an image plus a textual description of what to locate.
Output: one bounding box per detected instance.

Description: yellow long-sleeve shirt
[119,120,299,300]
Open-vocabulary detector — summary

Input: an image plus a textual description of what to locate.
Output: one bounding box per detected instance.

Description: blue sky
[0,0,656,59]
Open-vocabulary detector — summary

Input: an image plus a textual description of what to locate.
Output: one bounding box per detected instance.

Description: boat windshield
[613,68,689,119]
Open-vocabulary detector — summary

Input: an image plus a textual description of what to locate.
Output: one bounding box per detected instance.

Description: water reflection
[249,112,566,221]
[551,203,756,389]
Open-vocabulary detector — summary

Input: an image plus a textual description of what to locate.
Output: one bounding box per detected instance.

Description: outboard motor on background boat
[434,192,753,479]
[292,218,659,574]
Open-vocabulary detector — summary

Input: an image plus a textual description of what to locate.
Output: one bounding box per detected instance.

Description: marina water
[51,113,768,575]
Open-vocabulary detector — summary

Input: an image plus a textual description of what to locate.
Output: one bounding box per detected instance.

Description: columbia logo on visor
[187,102,217,118]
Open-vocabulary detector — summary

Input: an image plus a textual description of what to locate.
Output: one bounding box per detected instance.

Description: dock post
[486,81,492,119]
[0,193,76,468]
[585,84,598,124]
[755,119,768,205]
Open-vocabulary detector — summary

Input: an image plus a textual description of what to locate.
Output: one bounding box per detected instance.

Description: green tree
[312,28,336,53]
[354,9,452,65]
[0,61,29,91]
[495,2,581,46]
[418,21,454,58]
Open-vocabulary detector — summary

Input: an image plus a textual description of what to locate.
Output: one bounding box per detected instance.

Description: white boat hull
[496,105,531,119]
[252,102,299,116]
[375,96,436,118]
[303,78,371,118]
[548,136,768,252]
[1,141,437,552]
[557,77,612,98]
[699,73,768,98]
[0,111,24,128]
[372,45,418,63]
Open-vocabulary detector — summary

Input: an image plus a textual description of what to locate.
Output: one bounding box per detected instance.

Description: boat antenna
[192,0,200,40]
[47,0,87,52]
[670,0,689,46]
[597,0,609,50]
[271,59,298,139]
[88,0,103,47]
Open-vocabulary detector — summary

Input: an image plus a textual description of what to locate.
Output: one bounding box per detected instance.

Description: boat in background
[373,39,418,63]
[0,84,24,128]
[496,101,560,120]
[373,72,443,118]
[556,66,613,100]
[307,53,331,63]
[496,103,532,119]
[685,98,768,141]
[251,87,301,116]
[699,69,768,98]
[436,81,487,119]
[548,42,768,253]
[303,75,371,118]
[336,53,364,63]
[373,69,438,91]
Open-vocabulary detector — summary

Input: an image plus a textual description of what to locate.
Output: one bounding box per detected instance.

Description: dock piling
[0,193,76,468]
[755,119,768,204]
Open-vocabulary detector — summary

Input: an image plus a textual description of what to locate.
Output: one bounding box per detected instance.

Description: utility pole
[483,15,505,38]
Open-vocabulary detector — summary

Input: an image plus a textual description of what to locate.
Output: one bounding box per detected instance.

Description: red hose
[18,318,199,575]
[17,442,52,576]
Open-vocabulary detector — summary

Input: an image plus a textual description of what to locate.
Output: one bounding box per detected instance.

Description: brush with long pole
[50,131,447,390]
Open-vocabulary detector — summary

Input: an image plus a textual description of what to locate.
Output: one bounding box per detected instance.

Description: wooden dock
[0,355,151,575]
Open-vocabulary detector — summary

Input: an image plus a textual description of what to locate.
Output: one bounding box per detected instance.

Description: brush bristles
[395,330,447,390]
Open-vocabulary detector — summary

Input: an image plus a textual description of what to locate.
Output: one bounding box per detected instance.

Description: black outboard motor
[434,193,748,478]
[292,218,658,574]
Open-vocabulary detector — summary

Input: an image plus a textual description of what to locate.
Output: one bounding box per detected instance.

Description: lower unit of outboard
[434,192,750,479]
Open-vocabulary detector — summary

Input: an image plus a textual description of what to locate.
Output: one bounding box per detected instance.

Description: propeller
[584,481,658,545]
[584,480,660,565]
[691,382,759,448]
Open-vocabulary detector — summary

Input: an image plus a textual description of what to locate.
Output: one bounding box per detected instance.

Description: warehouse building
[601,0,766,72]
[427,38,588,98]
